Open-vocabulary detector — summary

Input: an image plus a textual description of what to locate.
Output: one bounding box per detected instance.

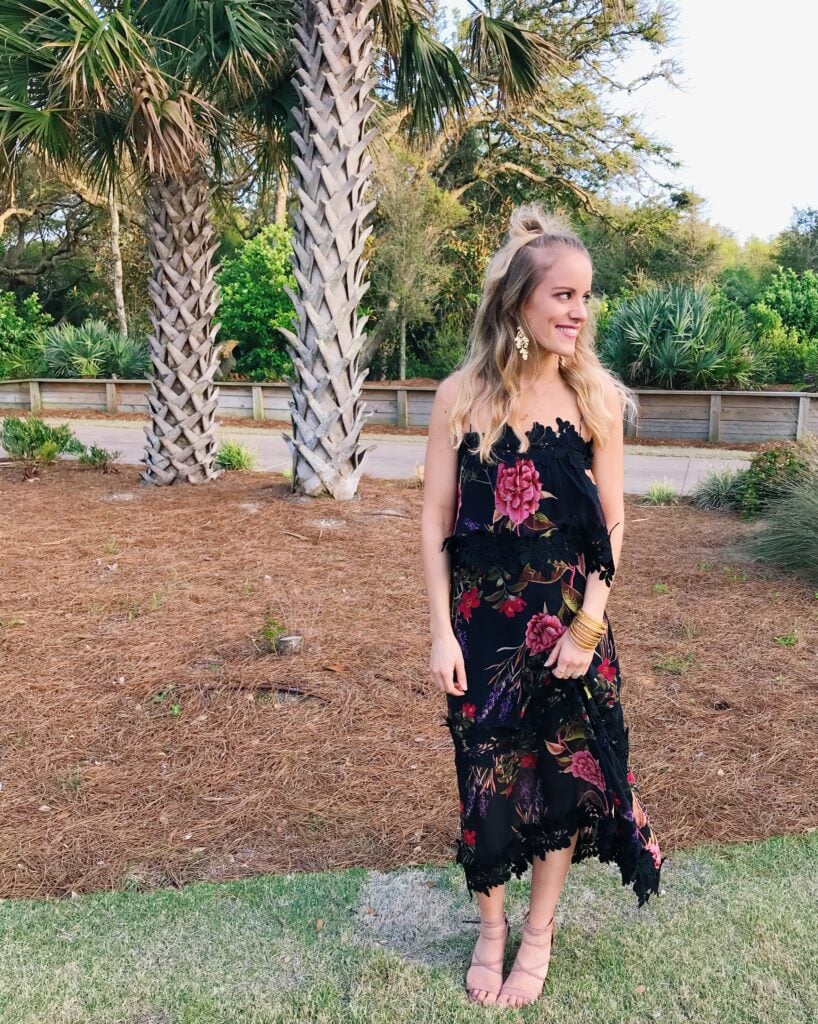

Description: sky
[442,0,818,245]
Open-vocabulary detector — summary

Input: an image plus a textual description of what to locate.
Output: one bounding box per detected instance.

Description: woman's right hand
[429,632,468,696]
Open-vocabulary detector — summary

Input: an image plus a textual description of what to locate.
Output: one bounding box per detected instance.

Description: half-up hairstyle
[447,201,638,463]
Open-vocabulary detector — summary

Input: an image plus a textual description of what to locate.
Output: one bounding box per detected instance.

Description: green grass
[0,832,816,1023]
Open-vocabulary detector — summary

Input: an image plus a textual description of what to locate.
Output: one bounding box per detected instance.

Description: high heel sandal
[497,910,558,1007]
[465,912,509,1004]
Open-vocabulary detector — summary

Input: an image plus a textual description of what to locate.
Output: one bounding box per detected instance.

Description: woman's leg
[467,883,507,1005]
[496,829,579,1008]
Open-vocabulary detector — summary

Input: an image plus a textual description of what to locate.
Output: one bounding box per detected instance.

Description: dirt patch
[0,461,816,899]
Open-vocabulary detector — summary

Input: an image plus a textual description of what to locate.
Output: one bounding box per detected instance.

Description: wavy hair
[447,202,638,463]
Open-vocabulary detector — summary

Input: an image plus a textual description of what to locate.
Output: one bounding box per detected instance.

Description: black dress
[441,416,665,907]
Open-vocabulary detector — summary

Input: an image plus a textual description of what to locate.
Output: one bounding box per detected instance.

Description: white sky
[442,1,818,244]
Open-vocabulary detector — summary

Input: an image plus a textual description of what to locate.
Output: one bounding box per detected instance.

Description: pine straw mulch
[1,460,817,900]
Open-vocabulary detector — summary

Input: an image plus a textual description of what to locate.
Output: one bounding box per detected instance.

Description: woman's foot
[465,912,509,1005]
[496,910,558,1007]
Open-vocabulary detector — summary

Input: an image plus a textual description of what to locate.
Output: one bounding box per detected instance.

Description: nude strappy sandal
[497,910,558,1006]
[465,912,510,1004]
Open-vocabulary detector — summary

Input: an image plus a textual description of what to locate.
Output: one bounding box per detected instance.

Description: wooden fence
[1,377,816,443]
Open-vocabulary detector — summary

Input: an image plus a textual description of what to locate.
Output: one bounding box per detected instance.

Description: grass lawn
[1,830,815,1024]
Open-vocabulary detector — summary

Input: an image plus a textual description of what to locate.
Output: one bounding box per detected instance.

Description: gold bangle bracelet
[575,609,605,630]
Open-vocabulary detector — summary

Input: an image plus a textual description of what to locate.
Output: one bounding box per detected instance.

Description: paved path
[1,415,752,496]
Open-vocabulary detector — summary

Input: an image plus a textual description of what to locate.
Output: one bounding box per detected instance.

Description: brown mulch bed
[1,461,816,899]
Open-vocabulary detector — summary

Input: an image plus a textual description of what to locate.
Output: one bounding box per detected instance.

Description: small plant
[721,564,749,582]
[640,479,679,506]
[103,538,119,555]
[0,416,85,477]
[43,320,150,379]
[79,444,123,473]
[653,651,695,675]
[151,685,182,716]
[773,630,798,647]
[652,582,669,594]
[216,442,257,471]
[690,468,746,510]
[253,616,287,654]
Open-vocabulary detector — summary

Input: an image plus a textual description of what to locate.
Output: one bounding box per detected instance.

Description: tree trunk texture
[141,168,223,485]
[279,0,380,500]
[109,185,128,337]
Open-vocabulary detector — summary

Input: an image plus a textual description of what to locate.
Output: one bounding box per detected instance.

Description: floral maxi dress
[441,417,665,906]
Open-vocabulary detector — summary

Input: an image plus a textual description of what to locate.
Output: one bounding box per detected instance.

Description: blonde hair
[447,201,638,463]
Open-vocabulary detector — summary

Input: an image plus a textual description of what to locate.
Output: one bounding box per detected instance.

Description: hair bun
[508,202,570,242]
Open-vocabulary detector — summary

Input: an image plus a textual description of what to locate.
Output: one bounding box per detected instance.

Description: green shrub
[0,415,85,470]
[216,442,256,471]
[0,291,52,379]
[78,444,123,472]
[599,284,761,389]
[741,442,818,585]
[747,302,818,388]
[215,224,297,382]
[690,468,747,510]
[759,266,818,337]
[405,314,467,380]
[43,320,150,379]
[732,440,813,519]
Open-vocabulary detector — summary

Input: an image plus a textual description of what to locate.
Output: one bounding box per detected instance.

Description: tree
[280,0,631,498]
[367,137,466,380]
[0,0,294,484]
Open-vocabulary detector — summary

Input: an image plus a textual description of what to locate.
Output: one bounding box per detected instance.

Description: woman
[421,203,665,1007]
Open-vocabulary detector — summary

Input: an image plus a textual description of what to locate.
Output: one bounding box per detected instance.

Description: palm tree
[0,0,294,483]
[280,0,625,498]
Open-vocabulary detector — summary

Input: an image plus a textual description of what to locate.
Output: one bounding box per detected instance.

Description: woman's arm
[420,372,461,640]
[581,381,626,621]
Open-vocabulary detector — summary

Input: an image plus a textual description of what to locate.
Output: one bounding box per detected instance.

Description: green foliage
[404,314,467,379]
[0,291,52,379]
[216,442,256,471]
[741,444,818,585]
[78,444,123,472]
[599,284,761,389]
[732,441,813,520]
[758,267,818,338]
[215,224,296,382]
[43,320,150,379]
[638,479,679,506]
[0,415,85,468]
[690,468,747,511]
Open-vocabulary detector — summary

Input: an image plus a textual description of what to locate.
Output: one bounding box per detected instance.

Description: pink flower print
[597,657,616,682]
[645,840,662,869]
[462,828,477,847]
[495,458,542,526]
[626,769,636,785]
[520,753,538,769]
[461,703,477,719]
[525,612,567,654]
[498,594,526,618]
[566,749,606,791]
[456,586,480,621]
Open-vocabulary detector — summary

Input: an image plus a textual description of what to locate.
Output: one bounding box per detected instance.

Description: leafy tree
[777,207,818,274]
[757,267,818,339]
[215,223,296,381]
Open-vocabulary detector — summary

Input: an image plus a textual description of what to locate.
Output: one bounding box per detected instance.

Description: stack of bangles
[568,607,606,650]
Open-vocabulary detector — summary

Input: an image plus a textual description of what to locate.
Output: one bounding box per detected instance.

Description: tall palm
[280,0,626,498]
[0,0,294,483]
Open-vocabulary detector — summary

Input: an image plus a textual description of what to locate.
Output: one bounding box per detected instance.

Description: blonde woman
[422,203,664,1007]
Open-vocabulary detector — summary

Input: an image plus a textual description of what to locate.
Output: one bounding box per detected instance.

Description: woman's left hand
[545,630,596,679]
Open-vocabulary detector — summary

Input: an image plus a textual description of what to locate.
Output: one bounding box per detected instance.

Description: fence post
[796,395,810,440]
[29,380,42,413]
[708,393,722,442]
[396,387,408,427]
[106,381,118,414]
[252,385,265,421]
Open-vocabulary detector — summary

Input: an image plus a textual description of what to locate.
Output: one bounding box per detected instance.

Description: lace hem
[441,518,616,587]
[453,808,663,907]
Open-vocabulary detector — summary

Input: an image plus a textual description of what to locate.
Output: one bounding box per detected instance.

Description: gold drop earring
[514,325,530,360]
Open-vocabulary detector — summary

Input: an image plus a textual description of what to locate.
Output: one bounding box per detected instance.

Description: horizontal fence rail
[0,378,816,444]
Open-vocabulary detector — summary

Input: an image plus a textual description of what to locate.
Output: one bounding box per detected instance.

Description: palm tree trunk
[109,185,128,337]
[141,164,223,485]
[278,0,380,500]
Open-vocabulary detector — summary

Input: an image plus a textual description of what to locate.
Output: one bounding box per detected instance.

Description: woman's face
[520,248,593,357]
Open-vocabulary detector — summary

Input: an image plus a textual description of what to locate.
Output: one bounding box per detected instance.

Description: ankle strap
[522,911,555,936]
